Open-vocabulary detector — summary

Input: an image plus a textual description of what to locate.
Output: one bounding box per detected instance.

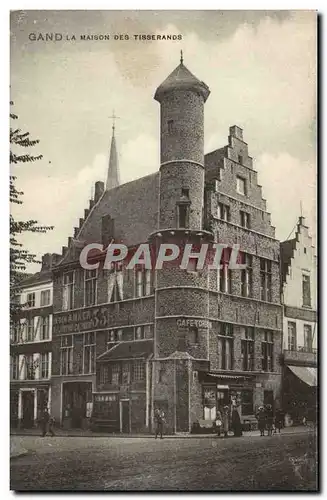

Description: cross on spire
[180,50,184,65]
[109,110,120,134]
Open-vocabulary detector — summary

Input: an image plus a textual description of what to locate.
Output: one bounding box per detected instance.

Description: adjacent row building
[10,57,317,432]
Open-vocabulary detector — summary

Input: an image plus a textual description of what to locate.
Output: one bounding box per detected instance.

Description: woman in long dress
[257,406,266,436]
[231,408,243,437]
[222,406,229,437]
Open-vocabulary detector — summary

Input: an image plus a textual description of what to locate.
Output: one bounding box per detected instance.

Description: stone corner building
[50,58,283,433]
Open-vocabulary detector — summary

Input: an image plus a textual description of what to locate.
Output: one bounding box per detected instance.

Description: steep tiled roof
[154,62,210,102]
[60,172,159,265]
[18,270,52,288]
[97,340,153,362]
[79,172,159,246]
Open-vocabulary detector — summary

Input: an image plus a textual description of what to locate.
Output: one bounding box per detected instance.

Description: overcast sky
[10,10,317,272]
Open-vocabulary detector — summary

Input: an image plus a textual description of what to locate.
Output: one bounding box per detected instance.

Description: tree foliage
[10,102,54,317]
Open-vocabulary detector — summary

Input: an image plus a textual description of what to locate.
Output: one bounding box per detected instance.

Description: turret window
[177,204,189,229]
[189,326,199,344]
[167,120,174,135]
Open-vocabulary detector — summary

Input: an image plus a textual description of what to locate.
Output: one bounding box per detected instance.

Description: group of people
[256,405,284,436]
[215,406,243,438]
[215,404,285,438]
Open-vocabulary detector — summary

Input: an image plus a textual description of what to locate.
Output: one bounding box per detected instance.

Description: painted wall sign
[53,306,110,335]
[176,318,212,329]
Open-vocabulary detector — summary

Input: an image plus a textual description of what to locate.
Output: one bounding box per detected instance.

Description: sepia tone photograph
[9,9,317,491]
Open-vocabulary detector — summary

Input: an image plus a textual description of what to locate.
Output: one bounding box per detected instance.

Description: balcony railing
[283,347,317,365]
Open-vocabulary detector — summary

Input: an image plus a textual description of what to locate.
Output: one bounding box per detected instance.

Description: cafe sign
[176,318,212,329]
[53,306,110,335]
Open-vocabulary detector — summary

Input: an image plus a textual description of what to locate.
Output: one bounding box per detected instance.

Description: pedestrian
[215,409,223,437]
[231,408,243,437]
[40,407,50,437]
[274,408,284,434]
[265,404,274,436]
[222,405,229,438]
[154,408,164,439]
[256,406,266,436]
[48,415,55,437]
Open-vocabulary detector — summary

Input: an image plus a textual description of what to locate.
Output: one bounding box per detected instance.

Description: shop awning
[198,371,254,383]
[207,373,250,380]
[287,365,317,387]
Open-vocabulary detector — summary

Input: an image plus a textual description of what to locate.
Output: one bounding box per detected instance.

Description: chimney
[62,246,68,256]
[41,253,53,271]
[101,215,115,247]
[67,237,73,247]
[89,199,95,210]
[84,208,90,219]
[79,218,84,229]
[74,227,79,238]
[229,125,243,141]
[94,181,104,203]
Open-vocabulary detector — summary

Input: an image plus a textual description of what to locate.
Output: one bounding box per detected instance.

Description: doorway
[120,400,130,433]
[22,391,34,428]
[264,390,274,410]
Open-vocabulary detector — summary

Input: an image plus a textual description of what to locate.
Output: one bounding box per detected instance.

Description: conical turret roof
[154,61,210,102]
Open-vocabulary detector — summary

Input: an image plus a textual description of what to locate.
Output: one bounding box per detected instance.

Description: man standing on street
[41,407,55,437]
[40,407,50,437]
[154,408,164,439]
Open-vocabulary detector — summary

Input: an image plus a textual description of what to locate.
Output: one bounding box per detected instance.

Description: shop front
[198,372,257,429]
[283,365,317,424]
[62,381,93,429]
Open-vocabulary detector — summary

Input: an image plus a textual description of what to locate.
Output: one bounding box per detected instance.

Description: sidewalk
[11,424,315,439]
[10,440,28,459]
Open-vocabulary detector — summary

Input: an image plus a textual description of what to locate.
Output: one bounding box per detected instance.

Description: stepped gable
[204,125,276,239]
[280,216,316,287]
[280,238,297,285]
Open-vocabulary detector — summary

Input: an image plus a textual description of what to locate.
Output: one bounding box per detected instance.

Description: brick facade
[14,59,286,434]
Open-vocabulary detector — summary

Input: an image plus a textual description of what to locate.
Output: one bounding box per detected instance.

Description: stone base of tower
[151,355,209,434]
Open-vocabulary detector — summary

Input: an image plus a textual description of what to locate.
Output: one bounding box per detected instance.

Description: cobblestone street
[10,428,317,491]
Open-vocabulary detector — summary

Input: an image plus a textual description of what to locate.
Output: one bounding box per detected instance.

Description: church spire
[106,111,120,191]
